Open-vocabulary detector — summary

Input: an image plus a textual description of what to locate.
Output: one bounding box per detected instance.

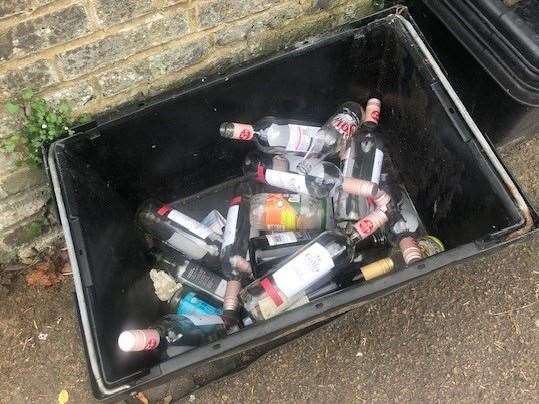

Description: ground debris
[26,260,63,287]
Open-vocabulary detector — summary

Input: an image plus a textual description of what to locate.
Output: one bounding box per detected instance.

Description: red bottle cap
[260,277,283,306]
[157,205,172,216]
[365,98,381,124]
[256,164,266,183]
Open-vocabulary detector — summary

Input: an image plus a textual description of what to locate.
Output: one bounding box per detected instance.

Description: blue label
[176,292,223,317]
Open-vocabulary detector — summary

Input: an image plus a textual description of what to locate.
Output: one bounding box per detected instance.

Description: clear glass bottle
[240,231,358,321]
[117,314,226,352]
[297,102,364,174]
[256,161,378,199]
[249,193,328,232]
[137,200,222,267]
[220,117,321,154]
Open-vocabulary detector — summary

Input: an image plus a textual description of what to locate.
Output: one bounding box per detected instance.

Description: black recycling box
[47,7,538,401]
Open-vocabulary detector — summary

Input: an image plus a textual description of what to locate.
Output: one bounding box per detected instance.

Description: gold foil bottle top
[360,258,395,281]
[418,235,445,257]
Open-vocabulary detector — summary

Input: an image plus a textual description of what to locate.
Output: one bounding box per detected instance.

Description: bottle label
[264,194,301,231]
[272,242,335,298]
[166,232,207,260]
[182,263,227,299]
[231,123,254,140]
[201,210,226,236]
[222,204,240,247]
[371,148,383,184]
[266,231,298,246]
[166,209,212,240]
[285,124,320,152]
[183,314,224,327]
[331,113,358,139]
[264,169,309,194]
[177,292,224,316]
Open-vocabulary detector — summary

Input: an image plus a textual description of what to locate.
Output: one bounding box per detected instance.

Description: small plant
[2,88,90,167]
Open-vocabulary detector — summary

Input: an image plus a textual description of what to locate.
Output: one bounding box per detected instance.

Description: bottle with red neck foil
[240,230,360,321]
[220,117,321,155]
[296,102,364,174]
[117,314,226,352]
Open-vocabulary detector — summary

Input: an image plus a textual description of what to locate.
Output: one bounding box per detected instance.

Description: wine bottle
[220,196,252,322]
[296,102,364,174]
[118,314,226,352]
[152,249,228,303]
[240,230,361,321]
[255,161,378,199]
[248,231,321,277]
[249,193,330,232]
[334,98,383,226]
[138,200,221,267]
[220,117,321,154]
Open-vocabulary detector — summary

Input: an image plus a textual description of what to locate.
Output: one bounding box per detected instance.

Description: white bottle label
[266,231,298,246]
[286,124,320,152]
[371,148,384,184]
[167,209,212,240]
[272,242,334,298]
[214,279,227,299]
[183,314,224,327]
[265,169,309,194]
[222,204,240,247]
[167,232,207,260]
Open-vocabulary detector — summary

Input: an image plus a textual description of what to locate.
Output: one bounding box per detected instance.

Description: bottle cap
[418,236,445,257]
[272,155,290,172]
[219,122,254,140]
[341,101,364,122]
[342,178,378,198]
[365,98,381,124]
[399,236,422,265]
[118,329,160,352]
[353,209,388,239]
[360,258,394,281]
[223,279,241,312]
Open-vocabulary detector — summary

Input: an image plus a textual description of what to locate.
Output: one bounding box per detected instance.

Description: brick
[0,59,59,97]
[97,62,151,97]
[216,3,303,46]
[0,185,49,231]
[0,5,90,61]
[56,11,189,79]
[95,0,153,26]
[0,166,45,198]
[198,0,280,29]
[149,38,211,76]
[44,81,95,109]
[0,0,55,20]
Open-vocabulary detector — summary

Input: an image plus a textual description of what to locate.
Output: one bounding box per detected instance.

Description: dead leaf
[26,260,63,287]
[134,392,149,404]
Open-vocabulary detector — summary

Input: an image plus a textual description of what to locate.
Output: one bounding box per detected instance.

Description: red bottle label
[331,114,358,139]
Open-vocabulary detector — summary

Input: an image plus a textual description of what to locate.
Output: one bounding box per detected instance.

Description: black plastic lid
[423,0,539,106]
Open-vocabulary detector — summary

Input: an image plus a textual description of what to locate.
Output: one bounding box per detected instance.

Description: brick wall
[0,0,374,263]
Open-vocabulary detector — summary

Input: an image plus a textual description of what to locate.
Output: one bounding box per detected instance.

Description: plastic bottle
[220,117,321,154]
[249,193,328,232]
[240,230,361,321]
[117,314,226,352]
[297,102,364,174]
[138,200,222,267]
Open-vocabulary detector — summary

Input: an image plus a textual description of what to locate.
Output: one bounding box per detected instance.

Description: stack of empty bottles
[117,98,445,356]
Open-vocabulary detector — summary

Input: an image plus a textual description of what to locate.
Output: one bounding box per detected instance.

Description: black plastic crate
[47,7,538,401]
